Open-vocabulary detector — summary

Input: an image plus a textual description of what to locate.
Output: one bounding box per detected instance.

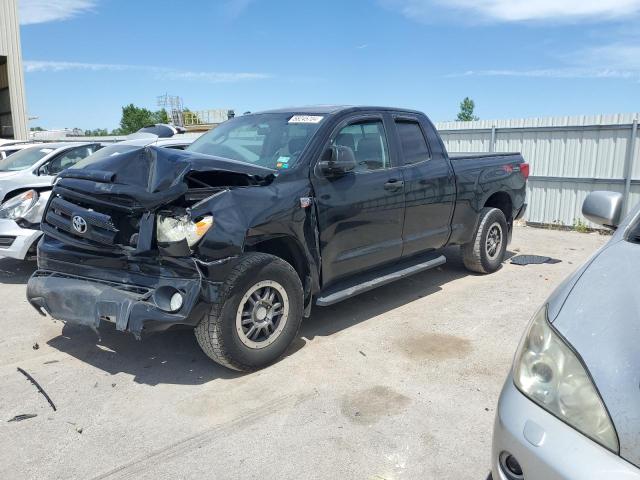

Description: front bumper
[27,269,220,337]
[0,218,42,260]
[491,375,640,480]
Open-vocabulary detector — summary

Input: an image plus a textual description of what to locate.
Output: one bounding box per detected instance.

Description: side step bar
[316,254,446,307]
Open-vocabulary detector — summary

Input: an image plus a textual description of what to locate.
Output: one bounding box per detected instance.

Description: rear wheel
[195,253,303,371]
[462,207,508,274]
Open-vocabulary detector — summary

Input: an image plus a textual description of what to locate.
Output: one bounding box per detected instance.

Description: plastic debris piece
[510,255,562,266]
[17,367,57,412]
[8,414,37,422]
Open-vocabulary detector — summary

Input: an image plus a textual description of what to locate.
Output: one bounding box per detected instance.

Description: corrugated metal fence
[436,114,640,228]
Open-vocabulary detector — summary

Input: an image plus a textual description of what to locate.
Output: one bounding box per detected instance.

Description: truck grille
[44,189,141,249]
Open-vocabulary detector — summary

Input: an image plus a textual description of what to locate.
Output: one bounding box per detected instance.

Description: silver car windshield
[0,146,53,171]
[187,113,324,170]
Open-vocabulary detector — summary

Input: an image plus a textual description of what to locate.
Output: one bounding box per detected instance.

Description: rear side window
[396,120,430,165]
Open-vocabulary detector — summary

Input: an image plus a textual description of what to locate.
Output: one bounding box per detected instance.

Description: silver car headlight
[513,305,619,452]
[0,190,39,220]
[156,214,213,247]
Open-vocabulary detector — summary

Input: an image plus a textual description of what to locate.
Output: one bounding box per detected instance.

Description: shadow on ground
[0,258,36,284]
[47,323,246,386]
[43,246,514,386]
[301,246,477,339]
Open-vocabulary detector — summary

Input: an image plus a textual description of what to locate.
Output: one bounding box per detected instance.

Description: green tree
[456,97,479,122]
[118,104,158,134]
[83,128,110,136]
[118,104,175,134]
[155,108,170,124]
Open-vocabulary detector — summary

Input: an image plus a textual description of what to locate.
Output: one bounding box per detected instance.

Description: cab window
[332,120,390,172]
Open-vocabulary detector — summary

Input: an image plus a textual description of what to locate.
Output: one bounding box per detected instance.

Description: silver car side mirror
[582,191,623,229]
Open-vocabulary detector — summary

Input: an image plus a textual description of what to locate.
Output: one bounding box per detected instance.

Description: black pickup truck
[27,106,528,371]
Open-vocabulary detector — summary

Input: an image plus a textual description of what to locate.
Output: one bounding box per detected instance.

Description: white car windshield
[0,147,53,172]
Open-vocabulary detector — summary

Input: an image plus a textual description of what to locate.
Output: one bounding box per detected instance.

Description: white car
[0,137,193,260]
[0,141,49,160]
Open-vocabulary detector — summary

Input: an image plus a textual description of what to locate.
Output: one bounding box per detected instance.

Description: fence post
[490,125,496,153]
[623,119,638,215]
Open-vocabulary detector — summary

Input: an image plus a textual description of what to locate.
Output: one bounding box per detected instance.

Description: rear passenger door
[312,114,405,287]
[393,115,455,256]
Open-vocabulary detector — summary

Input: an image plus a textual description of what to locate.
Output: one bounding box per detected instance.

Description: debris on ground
[8,413,37,422]
[359,351,367,357]
[17,367,57,412]
[32,343,39,350]
[510,255,562,266]
[43,360,58,365]
[76,426,83,434]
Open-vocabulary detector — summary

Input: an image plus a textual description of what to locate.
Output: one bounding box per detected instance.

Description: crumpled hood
[56,146,276,209]
[552,238,640,467]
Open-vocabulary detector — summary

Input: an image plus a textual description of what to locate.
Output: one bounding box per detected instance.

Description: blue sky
[17,0,640,130]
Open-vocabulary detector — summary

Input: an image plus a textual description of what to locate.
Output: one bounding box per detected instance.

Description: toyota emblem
[72,215,88,234]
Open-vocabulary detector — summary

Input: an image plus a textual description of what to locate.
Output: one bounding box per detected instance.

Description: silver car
[490,191,640,479]
[0,137,193,260]
[0,142,103,259]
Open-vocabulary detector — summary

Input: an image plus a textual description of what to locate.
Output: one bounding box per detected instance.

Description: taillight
[520,163,530,180]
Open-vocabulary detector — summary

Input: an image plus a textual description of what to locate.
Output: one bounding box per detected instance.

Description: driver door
[312,115,405,287]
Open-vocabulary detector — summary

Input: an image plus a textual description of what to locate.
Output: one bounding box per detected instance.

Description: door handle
[384,179,404,190]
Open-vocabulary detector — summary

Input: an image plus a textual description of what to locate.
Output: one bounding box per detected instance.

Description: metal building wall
[0,0,28,140]
[436,114,640,228]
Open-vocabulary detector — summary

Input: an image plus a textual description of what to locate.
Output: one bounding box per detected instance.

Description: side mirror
[582,191,623,229]
[318,145,356,177]
[39,163,50,176]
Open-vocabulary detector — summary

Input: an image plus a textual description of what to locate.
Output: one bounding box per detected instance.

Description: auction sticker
[289,115,324,124]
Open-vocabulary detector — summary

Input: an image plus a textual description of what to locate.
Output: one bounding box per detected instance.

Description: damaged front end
[26,146,276,337]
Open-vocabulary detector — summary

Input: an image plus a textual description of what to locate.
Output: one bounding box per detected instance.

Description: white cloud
[450,68,638,79]
[222,0,255,19]
[385,0,640,23]
[23,60,272,83]
[448,39,640,81]
[577,44,640,71]
[23,61,128,73]
[162,71,270,82]
[19,0,97,25]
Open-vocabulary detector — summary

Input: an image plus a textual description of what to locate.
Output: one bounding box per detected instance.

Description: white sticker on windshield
[289,115,324,124]
[40,149,54,153]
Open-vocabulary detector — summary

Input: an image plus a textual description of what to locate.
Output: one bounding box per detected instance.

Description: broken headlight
[0,190,39,220]
[156,215,213,248]
[513,305,619,452]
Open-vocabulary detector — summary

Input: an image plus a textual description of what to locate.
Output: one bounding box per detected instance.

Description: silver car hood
[0,169,54,203]
[552,237,640,467]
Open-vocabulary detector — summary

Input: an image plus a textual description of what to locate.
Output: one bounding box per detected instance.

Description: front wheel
[462,207,508,274]
[195,253,303,371]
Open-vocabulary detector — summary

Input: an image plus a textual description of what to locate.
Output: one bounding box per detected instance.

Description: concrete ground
[0,226,607,480]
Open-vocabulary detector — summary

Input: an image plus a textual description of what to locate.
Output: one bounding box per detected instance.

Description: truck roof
[255,105,424,116]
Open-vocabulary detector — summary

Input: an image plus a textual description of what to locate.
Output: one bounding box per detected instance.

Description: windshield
[0,146,53,172]
[72,144,141,169]
[187,113,325,169]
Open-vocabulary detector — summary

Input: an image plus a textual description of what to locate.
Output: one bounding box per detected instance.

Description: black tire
[195,253,303,372]
[462,207,508,274]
